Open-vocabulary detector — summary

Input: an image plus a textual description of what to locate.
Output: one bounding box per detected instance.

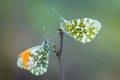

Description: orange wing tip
[17,49,32,68]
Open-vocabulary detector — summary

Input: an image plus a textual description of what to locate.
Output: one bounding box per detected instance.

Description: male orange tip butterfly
[16,27,51,76]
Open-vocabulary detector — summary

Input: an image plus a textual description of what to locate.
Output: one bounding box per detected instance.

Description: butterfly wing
[17,40,51,75]
[60,18,102,43]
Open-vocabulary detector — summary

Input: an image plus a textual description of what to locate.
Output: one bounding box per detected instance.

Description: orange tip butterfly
[52,8,102,43]
[16,39,51,76]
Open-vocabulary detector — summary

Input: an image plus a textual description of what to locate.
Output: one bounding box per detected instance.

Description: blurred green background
[0,0,120,80]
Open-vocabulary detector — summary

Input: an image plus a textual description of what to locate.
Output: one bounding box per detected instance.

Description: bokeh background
[0,0,120,80]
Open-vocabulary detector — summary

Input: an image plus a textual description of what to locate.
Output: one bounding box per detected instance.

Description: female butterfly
[16,39,51,76]
[52,8,102,43]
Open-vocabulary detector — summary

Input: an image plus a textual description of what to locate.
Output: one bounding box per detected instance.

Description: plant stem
[57,29,65,80]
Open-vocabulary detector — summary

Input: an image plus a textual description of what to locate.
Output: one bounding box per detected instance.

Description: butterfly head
[42,39,51,53]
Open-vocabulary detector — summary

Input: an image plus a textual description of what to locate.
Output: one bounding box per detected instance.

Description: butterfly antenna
[43,26,51,40]
[52,8,63,18]
[46,26,50,37]
[42,26,45,39]
[42,25,51,40]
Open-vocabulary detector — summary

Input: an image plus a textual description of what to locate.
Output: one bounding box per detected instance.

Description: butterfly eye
[44,40,48,44]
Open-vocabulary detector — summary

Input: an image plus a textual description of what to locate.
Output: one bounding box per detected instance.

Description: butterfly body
[17,39,51,75]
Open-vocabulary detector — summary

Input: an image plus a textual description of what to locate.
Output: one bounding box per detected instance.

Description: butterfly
[52,8,102,43]
[16,39,51,76]
[60,18,102,43]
